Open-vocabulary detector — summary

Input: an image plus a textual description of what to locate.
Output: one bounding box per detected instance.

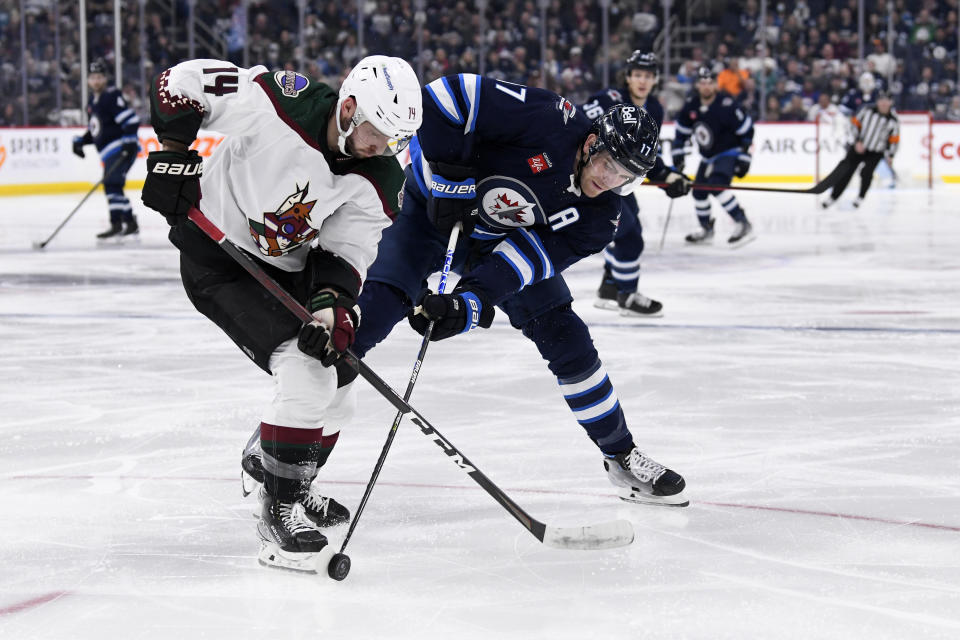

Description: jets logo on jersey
[476,176,546,230]
[527,152,553,174]
[693,121,714,149]
[557,97,577,124]
[248,183,318,257]
[274,70,309,97]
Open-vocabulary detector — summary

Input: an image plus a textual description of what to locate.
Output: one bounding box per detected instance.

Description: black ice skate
[122,216,139,236]
[616,291,663,317]
[684,219,715,245]
[242,447,350,527]
[604,446,688,507]
[728,219,755,248]
[593,269,620,311]
[257,494,329,572]
[96,222,123,240]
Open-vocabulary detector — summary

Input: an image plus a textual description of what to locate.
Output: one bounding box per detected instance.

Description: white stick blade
[542,519,635,550]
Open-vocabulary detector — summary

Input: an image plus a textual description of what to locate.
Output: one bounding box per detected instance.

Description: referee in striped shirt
[821,92,900,209]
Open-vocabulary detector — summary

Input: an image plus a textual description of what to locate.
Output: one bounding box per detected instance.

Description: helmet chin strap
[335,96,356,156]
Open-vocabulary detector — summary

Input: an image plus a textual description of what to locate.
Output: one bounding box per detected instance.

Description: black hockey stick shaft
[338,223,462,554]
[185,209,550,543]
[645,172,836,195]
[35,152,130,250]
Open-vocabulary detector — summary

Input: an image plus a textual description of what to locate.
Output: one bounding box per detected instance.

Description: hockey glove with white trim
[662,168,692,198]
[142,149,203,225]
[408,286,494,341]
[427,161,478,235]
[734,153,751,178]
[297,291,360,367]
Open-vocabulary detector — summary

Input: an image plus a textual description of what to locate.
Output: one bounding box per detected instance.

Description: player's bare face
[626,70,655,103]
[88,73,107,94]
[582,150,635,197]
[346,121,390,158]
[697,79,716,102]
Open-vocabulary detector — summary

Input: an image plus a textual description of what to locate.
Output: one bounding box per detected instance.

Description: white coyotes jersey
[156,59,403,278]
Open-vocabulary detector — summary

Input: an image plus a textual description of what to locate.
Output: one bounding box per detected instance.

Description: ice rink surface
[1,186,958,639]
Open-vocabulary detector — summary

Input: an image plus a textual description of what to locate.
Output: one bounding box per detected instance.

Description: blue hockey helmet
[586,104,660,180]
[89,60,108,76]
[626,50,659,75]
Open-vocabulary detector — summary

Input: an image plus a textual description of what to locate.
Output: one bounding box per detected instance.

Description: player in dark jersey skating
[353,74,691,507]
[581,51,687,316]
[673,66,756,247]
[72,60,141,240]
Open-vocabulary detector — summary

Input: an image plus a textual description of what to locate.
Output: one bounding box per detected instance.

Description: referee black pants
[826,149,884,200]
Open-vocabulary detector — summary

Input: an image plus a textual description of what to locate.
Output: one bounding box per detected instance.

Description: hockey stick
[657,199,674,253]
[185,208,634,555]
[644,173,836,195]
[33,152,130,250]
[337,222,461,558]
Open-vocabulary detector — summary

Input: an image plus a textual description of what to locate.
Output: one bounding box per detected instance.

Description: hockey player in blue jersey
[581,51,688,317]
[352,74,689,507]
[673,66,756,247]
[72,60,141,240]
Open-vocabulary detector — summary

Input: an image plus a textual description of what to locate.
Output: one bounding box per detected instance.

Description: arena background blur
[2,0,959,129]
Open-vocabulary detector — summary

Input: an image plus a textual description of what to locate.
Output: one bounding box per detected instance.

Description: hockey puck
[327,553,350,581]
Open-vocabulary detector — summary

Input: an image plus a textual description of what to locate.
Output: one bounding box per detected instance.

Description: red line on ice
[0,591,69,617]
[9,473,960,533]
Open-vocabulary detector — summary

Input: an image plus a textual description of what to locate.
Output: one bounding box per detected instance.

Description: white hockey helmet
[858,71,876,93]
[336,55,422,156]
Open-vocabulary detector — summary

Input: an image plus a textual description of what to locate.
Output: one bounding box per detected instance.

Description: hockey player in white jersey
[141,56,422,572]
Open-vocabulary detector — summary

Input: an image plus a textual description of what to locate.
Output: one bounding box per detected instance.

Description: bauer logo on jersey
[248,183,318,257]
[557,97,577,125]
[274,70,309,97]
[527,152,553,174]
[476,176,546,230]
[693,121,714,149]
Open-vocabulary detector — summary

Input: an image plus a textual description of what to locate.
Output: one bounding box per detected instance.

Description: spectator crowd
[2,0,959,127]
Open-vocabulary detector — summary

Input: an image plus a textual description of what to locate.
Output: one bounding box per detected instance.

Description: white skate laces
[276,501,315,536]
[303,493,332,519]
[626,448,666,484]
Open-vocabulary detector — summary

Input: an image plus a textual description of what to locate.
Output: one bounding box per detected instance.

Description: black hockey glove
[72,136,86,159]
[427,161,478,235]
[297,291,360,367]
[662,168,692,198]
[142,149,203,225]
[408,286,494,341]
[734,152,752,178]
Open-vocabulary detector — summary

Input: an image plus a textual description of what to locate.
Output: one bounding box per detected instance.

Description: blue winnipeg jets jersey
[673,91,753,160]
[84,87,140,161]
[580,87,664,129]
[408,74,630,305]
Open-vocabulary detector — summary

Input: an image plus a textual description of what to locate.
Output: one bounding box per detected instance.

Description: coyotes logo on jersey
[248,183,319,257]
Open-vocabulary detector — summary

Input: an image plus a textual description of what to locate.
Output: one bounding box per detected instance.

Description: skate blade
[593,298,620,311]
[617,487,689,507]
[257,540,333,574]
[619,307,664,318]
[728,234,756,249]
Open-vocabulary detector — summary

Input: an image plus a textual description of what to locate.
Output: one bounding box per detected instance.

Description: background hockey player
[673,66,756,247]
[581,51,690,317]
[140,56,421,572]
[352,74,689,508]
[72,60,141,240]
[820,91,899,209]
